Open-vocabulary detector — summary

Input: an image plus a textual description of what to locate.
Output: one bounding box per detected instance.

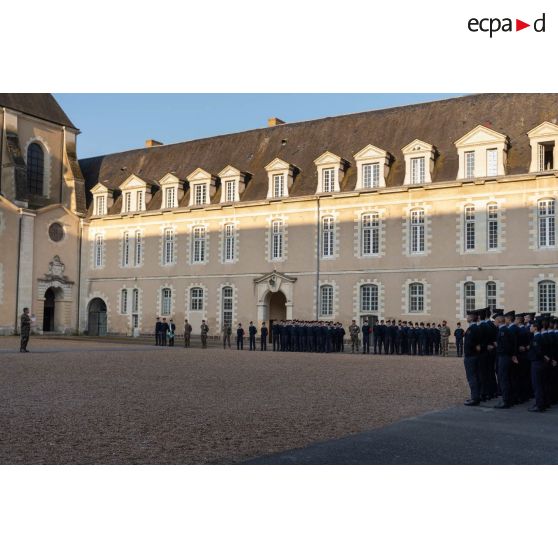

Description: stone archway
[87,297,107,336]
[267,290,287,322]
[254,270,297,324]
[42,286,64,332]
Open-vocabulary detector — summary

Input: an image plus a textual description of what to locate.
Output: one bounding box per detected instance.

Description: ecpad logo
[468,13,546,37]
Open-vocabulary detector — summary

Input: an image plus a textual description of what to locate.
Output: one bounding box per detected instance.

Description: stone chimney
[145,139,163,148]
[267,117,285,127]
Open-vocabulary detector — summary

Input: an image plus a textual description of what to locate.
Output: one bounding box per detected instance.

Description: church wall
[0,197,19,334]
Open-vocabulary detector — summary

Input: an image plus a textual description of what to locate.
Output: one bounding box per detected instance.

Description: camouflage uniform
[184,321,192,347]
[440,325,451,356]
[20,311,31,352]
[349,323,361,353]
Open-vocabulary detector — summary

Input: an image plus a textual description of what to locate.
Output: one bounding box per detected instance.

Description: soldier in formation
[184,319,192,347]
[461,307,558,413]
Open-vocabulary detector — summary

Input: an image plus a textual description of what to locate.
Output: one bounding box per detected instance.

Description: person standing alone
[184,319,192,347]
[20,307,31,353]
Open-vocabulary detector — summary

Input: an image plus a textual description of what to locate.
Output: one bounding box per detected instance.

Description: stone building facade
[1,93,558,336]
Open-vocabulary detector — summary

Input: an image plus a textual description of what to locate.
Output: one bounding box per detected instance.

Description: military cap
[504,310,515,319]
[491,308,504,319]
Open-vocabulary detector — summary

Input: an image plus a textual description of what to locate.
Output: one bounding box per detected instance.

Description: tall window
[190,287,204,311]
[537,142,554,172]
[271,220,284,260]
[410,209,425,254]
[487,203,498,249]
[538,199,556,248]
[165,187,176,209]
[132,288,139,313]
[222,286,233,327]
[122,231,130,266]
[194,184,207,205]
[410,157,425,185]
[161,288,172,315]
[225,180,236,202]
[94,234,103,268]
[361,213,380,256]
[137,190,144,211]
[465,151,475,179]
[95,196,106,216]
[538,280,556,312]
[163,228,174,265]
[464,282,476,314]
[26,143,44,195]
[322,216,335,258]
[124,192,132,213]
[135,231,142,266]
[320,285,333,316]
[464,205,475,251]
[360,284,379,313]
[409,283,424,313]
[273,174,284,198]
[362,163,380,188]
[486,149,498,177]
[192,227,206,263]
[322,168,335,192]
[121,289,128,314]
[223,223,235,263]
[486,281,497,312]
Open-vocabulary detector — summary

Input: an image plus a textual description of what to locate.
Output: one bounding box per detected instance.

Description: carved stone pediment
[39,255,74,285]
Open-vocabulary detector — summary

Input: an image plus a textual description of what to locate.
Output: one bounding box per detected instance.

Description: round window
[48,222,65,242]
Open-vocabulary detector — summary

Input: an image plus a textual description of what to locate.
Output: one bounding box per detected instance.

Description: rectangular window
[121,289,128,314]
[222,286,233,327]
[161,288,172,315]
[360,284,378,313]
[486,282,497,312]
[94,234,103,267]
[464,282,475,314]
[410,210,425,254]
[538,142,555,172]
[320,286,333,316]
[409,283,424,313]
[124,192,132,213]
[410,157,425,185]
[192,227,206,263]
[465,206,475,251]
[465,151,475,179]
[271,220,284,260]
[322,168,335,192]
[137,190,144,211]
[163,228,174,265]
[322,216,335,258]
[165,187,176,209]
[223,223,235,262]
[194,184,207,205]
[361,213,380,256]
[486,149,498,177]
[95,196,106,216]
[190,287,204,311]
[273,174,285,198]
[225,180,236,202]
[538,200,556,248]
[132,289,139,313]
[135,231,142,266]
[538,281,556,313]
[487,204,498,249]
[122,231,130,266]
[362,163,380,188]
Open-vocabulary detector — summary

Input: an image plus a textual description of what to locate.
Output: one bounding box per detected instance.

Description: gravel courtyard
[1,337,467,464]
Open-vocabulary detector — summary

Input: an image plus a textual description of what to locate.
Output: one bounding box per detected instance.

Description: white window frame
[190,287,204,311]
[360,284,379,313]
[161,288,172,316]
[273,174,285,198]
[124,191,132,213]
[464,205,476,251]
[362,162,380,188]
[163,228,175,265]
[122,231,130,267]
[410,157,425,185]
[321,216,335,258]
[361,213,380,256]
[271,220,284,260]
[410,209,425,254]
[465,151,475,179]
[94,234,103,268]
[192,226,207,263]
[134,231,142,266]
[222,286,233,327]
[225,180,236,203]
[464,282,476,314]
[487,203,498,250]
[486,281,497,312]
[408,282,424,313]
[194,184,207,206]
[486,148,498,177]
[538,199,556,248]
[322,168,335,193]
[223,223,235,263]
[320,285,334,317]
[538,280,556,313]
[95,195,106,216]
[121,289,128,314]
[164,187,176,209]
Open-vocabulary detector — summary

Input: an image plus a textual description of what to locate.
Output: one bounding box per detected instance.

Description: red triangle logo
[516,19,530,31]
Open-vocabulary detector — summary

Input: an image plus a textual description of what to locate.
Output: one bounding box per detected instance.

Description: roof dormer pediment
[159,172,184,186]
[187,167,214,183]
[90,183,110,194]
[402,139,435,155]
[353,144,389,161]
[527,121,558,139]
[119,174,150,190]
[454,125,508,148]
[218,165,243,178]
[264,158,292,172]
[313,151,345,166]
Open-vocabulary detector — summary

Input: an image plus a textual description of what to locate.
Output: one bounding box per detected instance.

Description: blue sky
[54,94,464,160]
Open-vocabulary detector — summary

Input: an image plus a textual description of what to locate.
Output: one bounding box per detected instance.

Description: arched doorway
[87,298,107,336]
[267,291,287,343]
[43,287,64,332]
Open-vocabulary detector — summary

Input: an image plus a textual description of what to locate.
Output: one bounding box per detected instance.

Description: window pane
[27,143,44,195]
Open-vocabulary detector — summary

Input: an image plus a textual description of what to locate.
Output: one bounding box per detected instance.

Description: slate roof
[0,93,77,129]
[79,93,558,212]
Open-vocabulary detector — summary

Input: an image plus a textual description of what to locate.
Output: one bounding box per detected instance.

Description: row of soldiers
[463,308,558,412]
[171,318,463,355]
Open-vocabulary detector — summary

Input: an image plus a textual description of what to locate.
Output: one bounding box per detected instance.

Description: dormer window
[158,173,185,210]
[218,166,246,203]
[265,158,294,199]
[314,152,346,194]
[454,125,508,180]
[187,168,216,206]
[90,183,113,217]
[353,144,390,189]
[118,174,155,214]
[402,140,436,186]
[528,122,558,173]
